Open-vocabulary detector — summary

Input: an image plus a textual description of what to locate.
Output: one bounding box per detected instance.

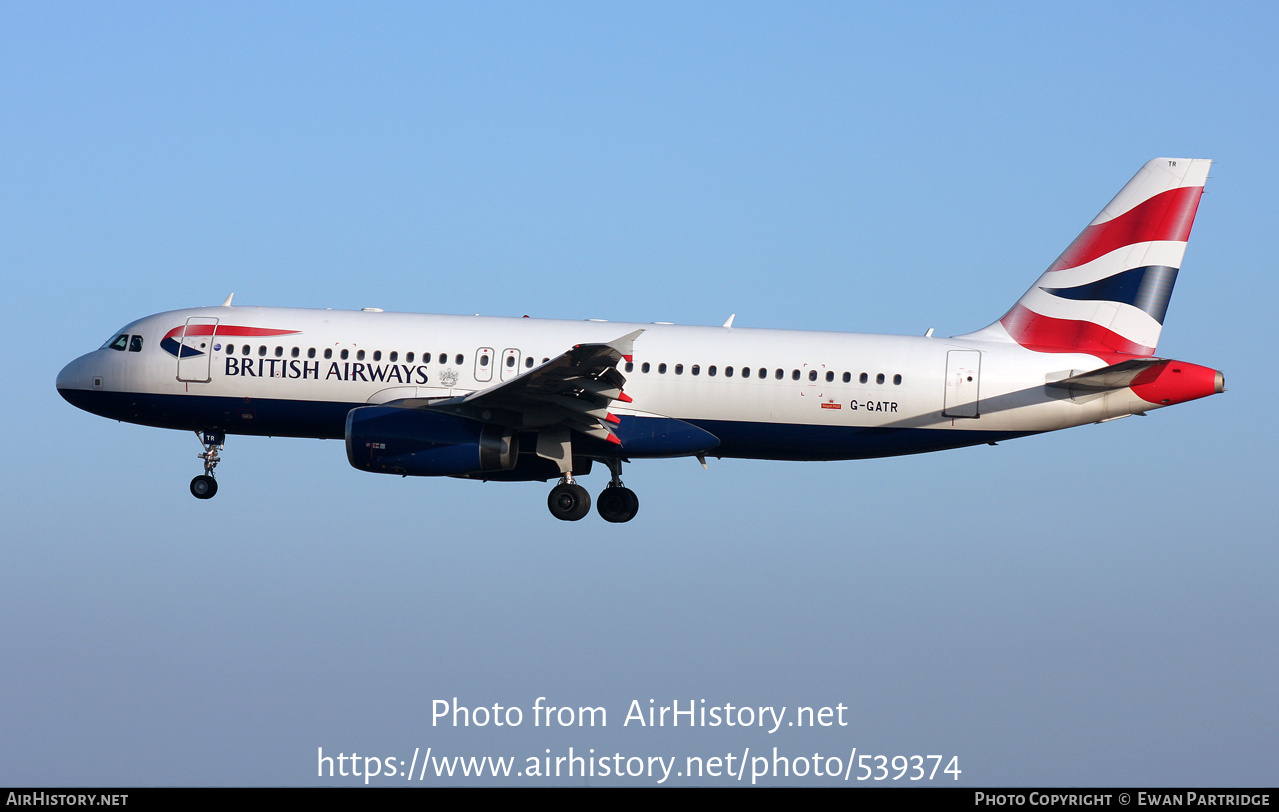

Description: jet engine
[345,406,518,477]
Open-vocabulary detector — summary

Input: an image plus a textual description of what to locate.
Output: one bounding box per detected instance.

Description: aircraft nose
[56,354,91,399]
[57,357,78,392]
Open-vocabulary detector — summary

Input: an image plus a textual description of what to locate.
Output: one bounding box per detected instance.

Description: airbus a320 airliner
[58,158,1223,522]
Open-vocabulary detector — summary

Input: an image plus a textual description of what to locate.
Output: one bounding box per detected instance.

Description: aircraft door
[176,317,219,383]
[943,350,981,418]
[474,347,494,383]
[500,348,521,380]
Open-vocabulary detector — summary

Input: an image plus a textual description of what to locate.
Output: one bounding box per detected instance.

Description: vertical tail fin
[960,158,1211,359]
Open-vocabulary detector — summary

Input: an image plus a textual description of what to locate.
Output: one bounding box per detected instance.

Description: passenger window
[341,349,349,360]
[625,362,634,373]
[373,350,382,362]
[243,345,251,356]
[405,352,413,363]
[455,354,464,365]
[826,371,834,382]
[843,372,851,383]
[357,350,365,361]
[658,363,667,374]
[726,366,734,377]
[129,335,143,352]
[525,357,534,368]
[760,369,768,379]
[291,347,299,358]
[741,367,750,377]
[642,362,651,373]
[505,355,515,368]
[860,372,868,384]
[776,369,784,380]
[275,346,283,357]
[893,374,902,385]
[480,354,489,367]
[691,365,700,376]
[226,344,235,355]
[259,346,267,357]
[792,369,800,380]
[390,351,398,362]
[708,365,717,376]
[324,349,333,359]
[876,373,885,384]
[308,348,316,359]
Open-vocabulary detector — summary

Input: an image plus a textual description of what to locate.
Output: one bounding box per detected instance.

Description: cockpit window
[129,335,143,352]
[106,334,128,351]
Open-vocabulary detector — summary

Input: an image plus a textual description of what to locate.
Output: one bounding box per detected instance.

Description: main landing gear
[596,456,639,523]
[596,484,639,524]
[190,430,224,500]
[548,477,591,521]
[546,458,640,523]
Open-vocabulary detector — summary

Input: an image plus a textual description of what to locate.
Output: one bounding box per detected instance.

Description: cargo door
[943,350,981,418]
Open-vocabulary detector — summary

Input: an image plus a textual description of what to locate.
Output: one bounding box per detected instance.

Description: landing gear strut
[596,458,639,523]
[190,430,224,500]
[548,474,591,521]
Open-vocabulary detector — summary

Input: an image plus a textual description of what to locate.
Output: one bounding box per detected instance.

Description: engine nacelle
[345,406,518,477]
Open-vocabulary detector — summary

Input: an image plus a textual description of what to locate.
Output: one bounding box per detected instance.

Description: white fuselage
[57,304,1155,461]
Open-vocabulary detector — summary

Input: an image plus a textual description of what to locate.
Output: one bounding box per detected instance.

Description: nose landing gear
[191,430,224,500]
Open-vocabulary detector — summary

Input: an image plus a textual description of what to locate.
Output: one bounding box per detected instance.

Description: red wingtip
[605,412,620,424]
[605,433,622,445]
[617,392,633,403]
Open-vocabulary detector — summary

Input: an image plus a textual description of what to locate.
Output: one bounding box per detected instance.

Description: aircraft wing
[408,329,644,444]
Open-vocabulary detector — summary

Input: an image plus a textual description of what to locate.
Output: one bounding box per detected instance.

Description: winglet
[606,329,645,358]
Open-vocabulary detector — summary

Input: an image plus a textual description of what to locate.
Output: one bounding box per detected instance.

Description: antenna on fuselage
[722,314,735,328]
[221,293,235,307]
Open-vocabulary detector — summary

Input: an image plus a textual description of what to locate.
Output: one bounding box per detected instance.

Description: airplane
[57,158,1224,523]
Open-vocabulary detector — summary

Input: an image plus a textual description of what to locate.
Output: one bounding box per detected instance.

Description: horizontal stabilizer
[1046,359,1165,393]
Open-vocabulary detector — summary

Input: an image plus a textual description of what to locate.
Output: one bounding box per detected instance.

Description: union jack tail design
[960,158,1211,359]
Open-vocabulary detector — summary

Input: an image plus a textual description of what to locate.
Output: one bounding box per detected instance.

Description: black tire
[190,475,218,499]
[548,482,591,521]
[597,486,639,523]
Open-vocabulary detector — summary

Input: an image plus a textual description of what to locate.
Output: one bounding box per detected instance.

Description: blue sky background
[2,2,1275,786]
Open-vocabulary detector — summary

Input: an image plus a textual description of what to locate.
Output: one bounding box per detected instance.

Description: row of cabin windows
[214,343,903,385]
[224,346,468,364]
[477,352,546,369]
[221,345,548,370]
[623,361,902,386]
